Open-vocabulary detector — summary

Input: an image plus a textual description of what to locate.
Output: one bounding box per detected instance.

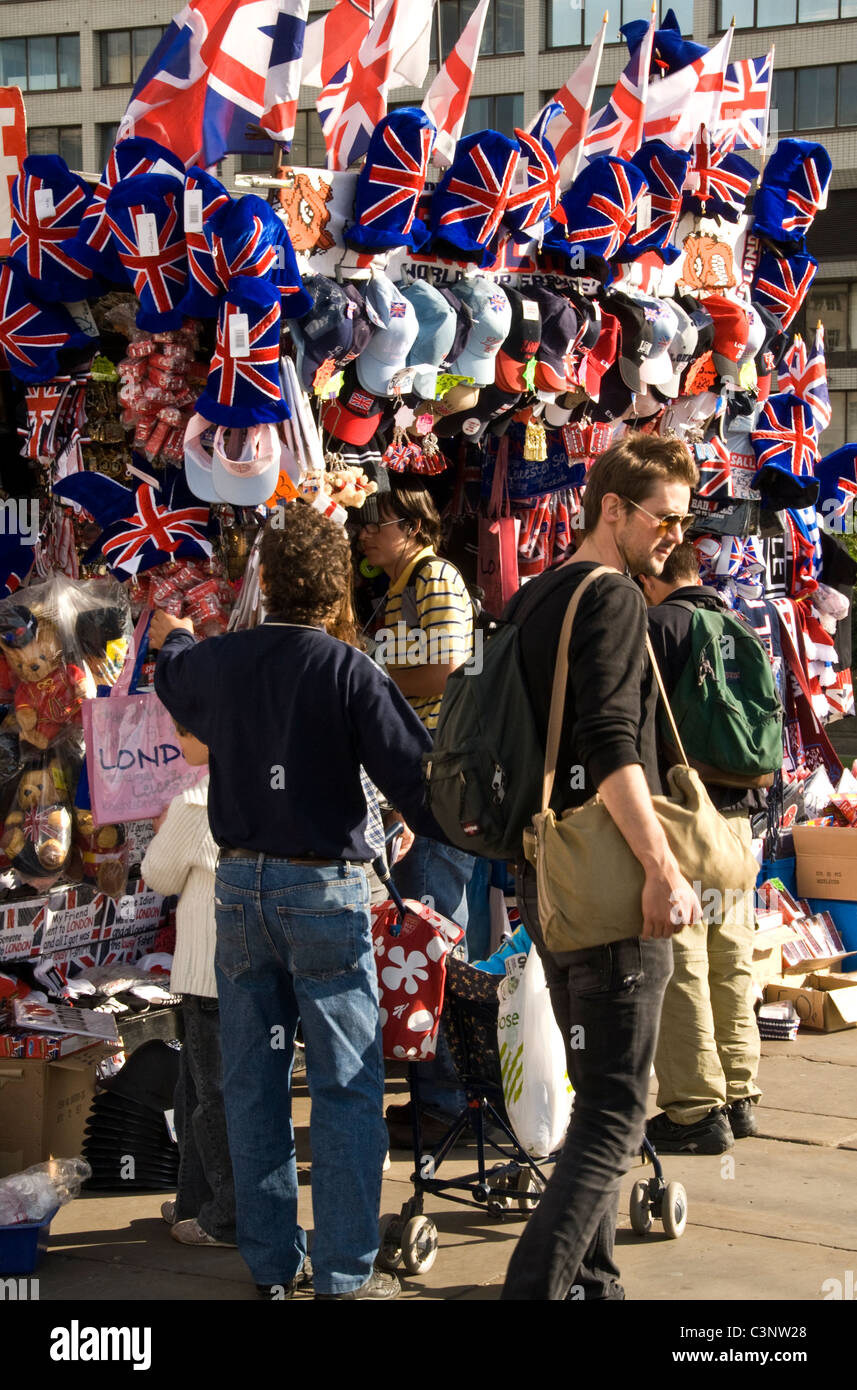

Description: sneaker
[257,1260,314,1299]
[315,1270,401,1300]
[160,1200,176,1225]
[646,1107,734,1155]
[726,1098,758,1139]
[170,1218,238,1247]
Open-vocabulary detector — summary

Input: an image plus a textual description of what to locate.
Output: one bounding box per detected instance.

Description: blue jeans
[214,855,387,1295]
[392,837,476,1116]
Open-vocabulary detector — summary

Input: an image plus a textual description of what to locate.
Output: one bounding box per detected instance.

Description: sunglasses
[622,497,695,535]
[357,517,407,536]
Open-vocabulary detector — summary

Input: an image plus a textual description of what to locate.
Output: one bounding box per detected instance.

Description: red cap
[320,384,384,446]
[579,312,619,401]
[705,296,750,366]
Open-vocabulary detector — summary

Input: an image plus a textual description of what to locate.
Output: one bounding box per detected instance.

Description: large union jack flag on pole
[781,324,831,435]
[118,0,309,168]
[641,24,733,150]
[585,9,654,161]
[712,49,774,154]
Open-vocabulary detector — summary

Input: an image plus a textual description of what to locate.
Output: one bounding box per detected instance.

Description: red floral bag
[371,897,464,1061]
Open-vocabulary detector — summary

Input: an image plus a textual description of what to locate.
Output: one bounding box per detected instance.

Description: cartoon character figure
[681,234,736,291]
[276,169,335,254]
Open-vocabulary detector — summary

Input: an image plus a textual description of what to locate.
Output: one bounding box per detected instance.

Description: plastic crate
[0,1207,58,1275]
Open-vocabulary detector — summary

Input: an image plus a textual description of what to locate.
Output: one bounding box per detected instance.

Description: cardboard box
[752,924,801,984]
[0,1043,115,1178]
[793,825,857,902]
[764,972,857,1032]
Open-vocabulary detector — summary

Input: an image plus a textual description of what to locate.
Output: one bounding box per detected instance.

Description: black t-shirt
[505,561,662,815]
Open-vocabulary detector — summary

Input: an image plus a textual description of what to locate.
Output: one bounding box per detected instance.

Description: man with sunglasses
[501,431,702,1302]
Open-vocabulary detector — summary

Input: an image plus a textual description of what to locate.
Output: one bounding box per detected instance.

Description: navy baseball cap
[290,275,373,391]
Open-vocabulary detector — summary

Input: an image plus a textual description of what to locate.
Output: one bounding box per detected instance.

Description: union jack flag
[318,0,398,171]
[354,122,433,234]
[751,394,818,477]
[585,11,654,161]
[10,167,94,292]
[22,383,65,461]
[687,126,754,220]
[752,251,818,329]
[101,486,211,571]
[436,138,520,248]
[209,298,283,410]
[778,334,808,396]
[713,51,773,153]
[573,160,643,262]
[781,150,831,236]
[105,188,188,317]
[0,263,72,377]
[184,169,230,299]
[799,324,831,434]
[505,125,561,237]
[695,436,733,499]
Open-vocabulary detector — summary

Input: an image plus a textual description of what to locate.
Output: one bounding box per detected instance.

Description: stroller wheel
[661,1181,688,1239]
[629,1179,654,1236]
[377,1213,404,1270]
[516,1169,542,1214]
[401,1216,438,1275]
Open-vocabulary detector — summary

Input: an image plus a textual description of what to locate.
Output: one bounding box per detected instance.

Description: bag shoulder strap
[541,569,690,811]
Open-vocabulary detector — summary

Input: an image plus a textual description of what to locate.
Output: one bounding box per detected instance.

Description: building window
[821,391,857,453]
[0,34,80,92]
[236,148,277,171]
[97,123,119,169]
[97,27,166,87]
[461,92,524,136]
[28,125,83,171]
[546,0,692,49]
[722,0,857,23]
[771,64,857,132]
[804,282,857,353]
[437,0,524,58]
[287,111,328,168]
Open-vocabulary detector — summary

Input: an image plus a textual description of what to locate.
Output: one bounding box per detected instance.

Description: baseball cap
[211,423,281,505]
[184,414,223,503]
[578,311,620,402]
[635,294,678,388]
[432,384,522,440]
[355,272,419,398]
[659,301,698,399]
[290,275,373,391]
[608,291,654,396]
[587,361,635,422]
[524,286,578,393]
[450,277,512,387]
[706,295,750,382]
[568,290,602,352]
[672,292,715,357]
[494,287,542,394]
[402,280,457,400]
[321,363,388,446]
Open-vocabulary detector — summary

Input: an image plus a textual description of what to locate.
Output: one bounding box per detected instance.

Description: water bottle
[0,1157,91,1225]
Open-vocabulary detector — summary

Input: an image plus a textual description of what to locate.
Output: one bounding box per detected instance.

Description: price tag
[636,194,652,231]
[164,1108,177,1144]
[135,213,159,258]
[522,357,537,392]
[521,298,539,321]
[512,158,528,190]
[229,312,250,358]
[184,188,204,231]
[312,357,336,393]
[388,367,416,396]
[34,188,55,220]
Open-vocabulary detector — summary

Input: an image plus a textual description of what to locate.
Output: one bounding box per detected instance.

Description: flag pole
[758,43,775,180]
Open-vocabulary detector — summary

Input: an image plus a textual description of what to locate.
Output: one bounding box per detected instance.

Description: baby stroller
[373,861,688,1277]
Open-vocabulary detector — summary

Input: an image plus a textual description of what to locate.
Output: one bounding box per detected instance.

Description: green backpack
[424,597,545,860]
[660,602,783,788]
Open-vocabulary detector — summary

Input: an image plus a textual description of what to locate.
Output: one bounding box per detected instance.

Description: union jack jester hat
[751,391,820,509]
[345,108,436,254]
[503,112,562,243]
[104,174,188,332]
[616,142,691,264]
[751,249,818,331]
[177,166,232,319]
[52,466,215,579]
[72,137,185,283]
[543,156,647,267]
[205,194,313,319]
[10,156,100,304]
[195,276,290,428]
[428,129,520,267]
[0,261,91,384]
[751,139,832,251]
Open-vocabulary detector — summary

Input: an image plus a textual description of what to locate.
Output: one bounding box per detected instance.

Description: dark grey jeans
[174,994,237,1243]
[501,863,673,1301]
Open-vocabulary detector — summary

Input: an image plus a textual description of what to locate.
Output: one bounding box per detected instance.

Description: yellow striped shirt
[383,547,474,732]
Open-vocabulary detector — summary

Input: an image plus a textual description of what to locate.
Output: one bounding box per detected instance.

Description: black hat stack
[82,1040,180,1191]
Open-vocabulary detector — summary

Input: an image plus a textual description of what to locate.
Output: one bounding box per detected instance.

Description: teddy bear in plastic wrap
[0,758,73,886]
[0,606,87,750]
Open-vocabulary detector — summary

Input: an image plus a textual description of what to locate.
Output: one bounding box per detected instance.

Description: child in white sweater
[141,725,236,1248]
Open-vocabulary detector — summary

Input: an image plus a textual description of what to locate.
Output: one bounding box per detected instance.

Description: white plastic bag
[497,949,573,1158]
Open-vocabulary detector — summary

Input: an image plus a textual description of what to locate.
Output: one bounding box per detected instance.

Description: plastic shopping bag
[497,948,573,1157]
[372,897,464,1061]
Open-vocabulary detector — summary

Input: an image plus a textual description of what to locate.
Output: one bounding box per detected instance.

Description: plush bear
[0,759,73,885]
[75,809,128,898]
[3,614,87,749]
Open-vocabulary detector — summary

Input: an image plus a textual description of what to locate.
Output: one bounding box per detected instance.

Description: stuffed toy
[0,758,73,884]
[2,611,87,748]
[74,809,128,898]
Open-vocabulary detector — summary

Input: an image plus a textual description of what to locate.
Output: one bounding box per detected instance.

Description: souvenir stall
[1,10,857,1213]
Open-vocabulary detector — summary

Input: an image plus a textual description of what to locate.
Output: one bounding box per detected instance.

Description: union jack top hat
[206,195,313,319]
[177,166,232,319]
[71,137,184,283]
[345,108,436,254]
[616,142,691,264]
[195,277,290,428]
[544,156,647,267]
[105,174,188,332]
[751,248,818,331]
[10,155,99,304]
[428,129,520,267]
[751,391,820,509]
[0,261,91,384]
[752,139,832,251]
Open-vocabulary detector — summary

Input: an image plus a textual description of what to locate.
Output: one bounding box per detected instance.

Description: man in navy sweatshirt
[150,502,444,1301]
